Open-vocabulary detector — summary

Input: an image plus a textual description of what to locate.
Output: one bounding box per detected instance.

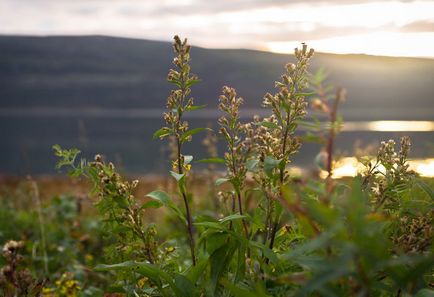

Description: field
[0,36,433,297]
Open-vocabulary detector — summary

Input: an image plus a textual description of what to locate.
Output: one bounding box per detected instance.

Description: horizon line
[1,33,433,60]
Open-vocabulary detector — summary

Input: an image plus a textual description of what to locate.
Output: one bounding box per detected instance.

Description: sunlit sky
[1,0,434,58]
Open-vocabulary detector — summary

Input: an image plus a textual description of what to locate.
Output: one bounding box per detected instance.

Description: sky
[1,0,434,58]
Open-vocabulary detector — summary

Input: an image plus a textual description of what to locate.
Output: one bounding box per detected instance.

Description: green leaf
[145,190,185,221]
[95,261,161,284]
[184,257,208,284]
[415,289,434,297]
[215,178,229,186]
[184,155,193,165]
[221,279,270,297]
[235,244,246,283]
[249,241,279,265]
[300,133,324,143]
[170,171,185,182]
[52,144,62,155]
[219,214,249,224]
[168,79,182,87]
[264,156,282,177]
[194,221,224,230]
[206,232,229,255]
[146,190,171,205]
[295,261,350,296]
[96,261,191,297]
[196,158,226,164]
[113,196,130,209]
[415,179,434,200]
[185,78,201,88]
[210,241,237,294]
[281,224,341,262]
[304,197,339,228]
[186,104,207,112]
[52,145,81,170]
[298,120,321,130]
[173,274,196,297]
[141,200,163,209]
[246,159,259,171]
[180,128,207,143]
[257,121,279,129]
[382,254,434,287]
[295,92,315,97]
[153,127,171,139]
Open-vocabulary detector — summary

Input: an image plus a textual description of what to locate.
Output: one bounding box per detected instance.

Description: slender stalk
[263,191,272,245]
[128,207,154,264]
[229,194,236,231]
[162,36,199,266]
[265,55,313,249]
[177,138,196,266]
[230,136,248,237]
[268,221,279,250]
[355,256,370,296]
[269,80,298,250]
[218,86,251,238]
[30,179,49,275]
[237,192,249,237]
[326,87,342,179]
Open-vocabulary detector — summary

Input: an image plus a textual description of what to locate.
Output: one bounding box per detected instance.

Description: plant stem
[355,256,370,296]
[263,192,272,245]
[237,191,249,237]
[229,195,236,231]
[268,220,279,250]
[269,110,292,250]
[326,87,342,179]
[181,190,196,266]
[228,128,249,237]
[30,179,49,276]
[128,207,155,264]
[177,138,196,266]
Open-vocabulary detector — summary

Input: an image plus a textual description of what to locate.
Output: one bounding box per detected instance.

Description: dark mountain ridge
[1,35,433,120]
[0,35,433,175]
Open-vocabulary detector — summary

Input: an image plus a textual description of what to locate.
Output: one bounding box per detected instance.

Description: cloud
[127,0,419,17]
[400,20,434,32]
[0,0,432,56]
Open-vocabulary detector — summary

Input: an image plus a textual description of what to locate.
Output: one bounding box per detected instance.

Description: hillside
[1,35,434,119]
[0,35,433,174]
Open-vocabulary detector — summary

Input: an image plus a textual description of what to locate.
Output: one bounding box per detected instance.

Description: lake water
[0,109,433,175]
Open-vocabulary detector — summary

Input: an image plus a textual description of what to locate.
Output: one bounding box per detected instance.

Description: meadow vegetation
[0,36,433,297]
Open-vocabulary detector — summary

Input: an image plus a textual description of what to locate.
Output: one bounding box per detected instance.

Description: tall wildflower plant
[201,126,219,209]
[310,68,346,178]
[362,136,415,212]
[52,146,159,266]
[257,44,314,249]
[217,86,253,236]
[308,68,346,200]
[153,35,204,266]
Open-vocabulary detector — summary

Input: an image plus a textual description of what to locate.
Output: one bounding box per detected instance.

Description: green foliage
[0,191,107,296]
[2,35,433,297]
[48,37,433,297]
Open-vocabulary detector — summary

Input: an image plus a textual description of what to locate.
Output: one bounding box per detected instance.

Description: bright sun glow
[414,159,434,178]
[267,32,434,58]
[343,121,434,132]
[1,0,433,58]
[219,1,434,29]
[320,158,434,179]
